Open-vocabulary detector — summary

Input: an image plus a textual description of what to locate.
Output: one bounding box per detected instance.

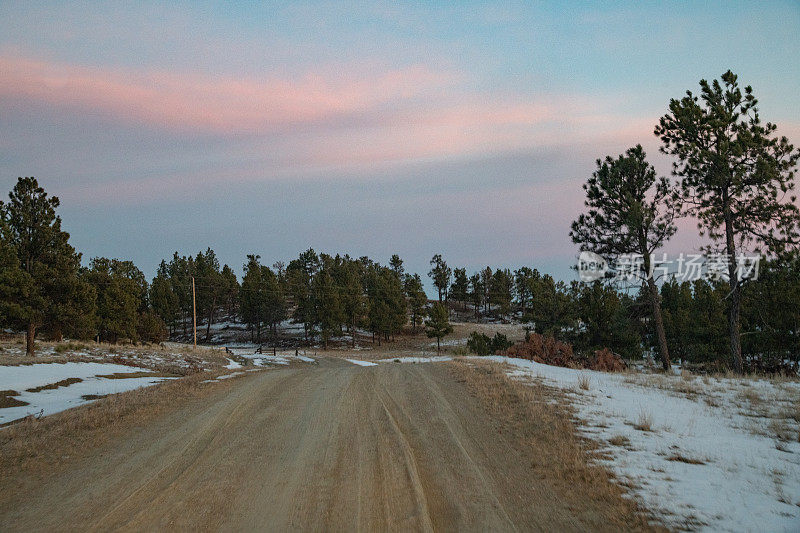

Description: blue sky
[1,1,798,283]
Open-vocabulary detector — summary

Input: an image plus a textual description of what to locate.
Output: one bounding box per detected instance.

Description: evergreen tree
[741,257,800,366]
[489,268,513,318]
[514,267,534,316]
[262,264,286,352]
[469,273,483,317]
[340,258,367,346]
[84,258,143,343]
[314,268,343,348]
[656,71,800,372]
[570,145,679,371]
[150,263,179,336]
[0,177,83,354]
[660,279,694,363]
[389,254,404,279]
[480,267,492,313]
[240,255,266,343]
[524,274,576,337]
[219,264,239,321]
[286,248,319,342]
[425,302,453,354]
[404,273,427,333]
[0,219,32,330]
[428,254,451,303]
[575,281,641,359]
[450,268,469,311]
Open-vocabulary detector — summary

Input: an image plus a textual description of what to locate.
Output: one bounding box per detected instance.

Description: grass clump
[632,409,654,432]
[26,377,82,393]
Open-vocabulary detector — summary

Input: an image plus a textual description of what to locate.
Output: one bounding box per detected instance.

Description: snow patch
[480,356,800,532]
[380,356,452,364]
[0,362,173,424]
[345,359,378,367]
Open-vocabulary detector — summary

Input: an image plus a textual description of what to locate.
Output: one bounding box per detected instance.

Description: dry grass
[578,374,591,391]
[95,371,177,379]
[666,454,706,465]
[25,377,83,393]
[608,434,631,447]
[632,409,654,432]
[447,359,662,532]
[0,390,28,408]
[0,337,229,373]
[0,369,238,504]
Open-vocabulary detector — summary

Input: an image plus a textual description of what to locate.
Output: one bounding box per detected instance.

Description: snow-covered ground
[0,362,175,424]
[345,359,378,367]
[481,355,800,532]
[428,338,467,347]
[227,348,316,366]
[379,356,453,364]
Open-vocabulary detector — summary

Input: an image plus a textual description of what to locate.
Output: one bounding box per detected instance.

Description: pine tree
[150,261,179,335]
[404,273,427,333]
[514,267,534,316]
[240,255,265,343]
[656,71,800,372]
[489,268,513,319]
[340,259,366,346]
[287,248,319,342]
[84,258,143,343]
[570,145,679,371]
[0,177,83,355]
[389,254,404,279]
[0,218,31,330]
[314,268,343,348]
[450,268,469,311]
[219,264,239,321]
[469,273,483,317]
[428,254,451,303]
[425,302,452,354]
[261,265,285,353]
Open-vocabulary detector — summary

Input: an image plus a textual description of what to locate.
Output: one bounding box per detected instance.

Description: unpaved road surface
[2,359,624,531]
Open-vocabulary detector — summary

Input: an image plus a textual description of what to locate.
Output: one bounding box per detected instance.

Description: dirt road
[1,359,636,532]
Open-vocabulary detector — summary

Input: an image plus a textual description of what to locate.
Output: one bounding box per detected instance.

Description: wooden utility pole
[192,276,197,349]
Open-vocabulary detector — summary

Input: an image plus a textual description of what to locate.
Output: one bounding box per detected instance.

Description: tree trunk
[437,337,440,355]
[26,321,36,356]
[646,278,671,371]
[723,197,744,373]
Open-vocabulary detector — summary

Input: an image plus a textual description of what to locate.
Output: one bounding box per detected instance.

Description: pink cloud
[0,52,452,133]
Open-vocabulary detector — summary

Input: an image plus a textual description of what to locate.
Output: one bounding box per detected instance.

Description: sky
[1,1,799,284]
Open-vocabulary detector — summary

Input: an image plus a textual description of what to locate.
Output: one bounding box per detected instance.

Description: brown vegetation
[447,359,661,531]
[497,333,627,372]
[0,390,28,408]
[25,377,83,393]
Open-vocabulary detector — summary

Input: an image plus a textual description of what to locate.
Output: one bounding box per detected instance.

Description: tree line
[0,182,432,355]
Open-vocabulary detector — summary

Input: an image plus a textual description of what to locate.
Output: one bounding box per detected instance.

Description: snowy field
[481,356,800,532]
[0,362,174,425]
